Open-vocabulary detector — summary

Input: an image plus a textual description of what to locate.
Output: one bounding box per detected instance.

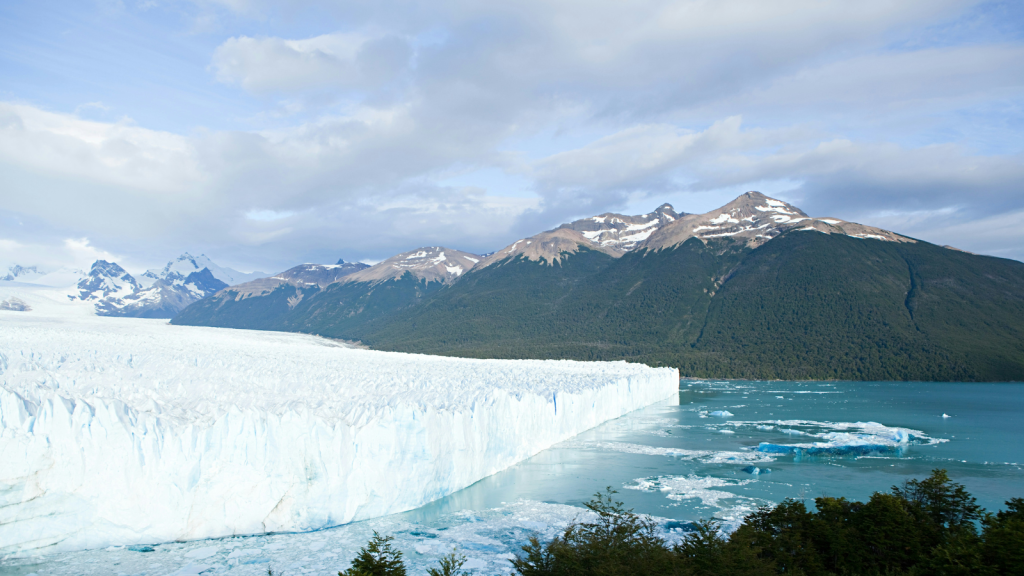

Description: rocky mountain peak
[557,203,683,253]
[344,247,482,285]
[75,260,140,302]
[639,192,912,252]
[480,203,685,269]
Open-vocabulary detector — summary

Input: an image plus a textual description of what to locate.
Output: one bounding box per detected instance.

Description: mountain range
[2,254,268,318]
[172,192,1024,381]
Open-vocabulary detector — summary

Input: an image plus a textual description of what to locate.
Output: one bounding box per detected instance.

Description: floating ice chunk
[741,466,770,475]
[625,475,765,532]
[569,441,774,464]
[227,549,260,559]
[729,419,946,459]
[167,565,212,576]
[709,410,734,417]
[625,475,754,507]
[184,546,219,560]
[942,413,951,418]
[128,546,155,553]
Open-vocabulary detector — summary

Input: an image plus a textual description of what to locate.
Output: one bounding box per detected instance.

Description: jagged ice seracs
[0,286,678,556]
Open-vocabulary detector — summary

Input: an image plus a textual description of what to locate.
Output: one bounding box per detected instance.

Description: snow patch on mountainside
[479,204,682,268]
[141,253,265,288]
[344,247,482,285]
[640,192,913,251]
[560,203,681,253]
[0,304,678,555]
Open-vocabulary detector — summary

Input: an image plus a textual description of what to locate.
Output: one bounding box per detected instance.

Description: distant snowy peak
[143,253,265,287]
[96,269,229,318]
[74,260,140,302]
[225,262,371,301]
[1,265,45,283]
[70,258,229,318]
[558,203,681,252]
[345,247,482,285]
[640,192,913,252]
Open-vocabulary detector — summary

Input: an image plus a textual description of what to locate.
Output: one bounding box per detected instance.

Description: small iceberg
[709,410,734,417]
[942,414,951,418]
[128,545,155,553]
[742,466,770,475]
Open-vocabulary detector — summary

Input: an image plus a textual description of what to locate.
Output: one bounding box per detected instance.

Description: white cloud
[210,32,412,94]
[245,209,297,221]
[0,237,121,273]
[3,0,1022,269]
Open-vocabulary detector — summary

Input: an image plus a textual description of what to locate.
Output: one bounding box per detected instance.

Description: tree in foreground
[427,549,468,576]
[513,488,677,576]
[340,532,406,576]
[509,470,1022,576]
[336,470,1021,576]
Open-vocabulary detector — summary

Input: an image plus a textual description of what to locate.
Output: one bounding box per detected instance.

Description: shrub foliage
[339,470,1023,576]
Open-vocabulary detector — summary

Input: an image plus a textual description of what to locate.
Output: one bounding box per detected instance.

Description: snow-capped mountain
[74,260,141,302]
[1,265,45,283]
[140,253,266,288]
[640,192,911,251]
[65,254,253,318]
[280,260,370,285]
[479,228,621,267]
[479,204,681,268]
[558,203,681,252]
[480,194,911,269]
[344,247,483,285]
[96,268,228,318]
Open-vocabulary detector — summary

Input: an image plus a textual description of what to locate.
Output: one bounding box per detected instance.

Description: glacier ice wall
[0,309,677,556]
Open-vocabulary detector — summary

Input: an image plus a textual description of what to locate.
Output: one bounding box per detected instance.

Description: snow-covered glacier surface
[0,287,678,557]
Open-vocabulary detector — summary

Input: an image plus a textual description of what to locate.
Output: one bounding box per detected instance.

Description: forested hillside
[173,193,1024,381]
[330,234,1024,381]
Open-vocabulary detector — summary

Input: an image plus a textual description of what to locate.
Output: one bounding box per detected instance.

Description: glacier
[0,285,678,557]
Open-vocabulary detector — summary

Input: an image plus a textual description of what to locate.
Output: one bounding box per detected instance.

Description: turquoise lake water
[412,379,1024,527]
[5,380,1023,575]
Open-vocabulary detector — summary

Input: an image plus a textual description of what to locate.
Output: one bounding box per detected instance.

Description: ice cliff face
[0,303,678,556]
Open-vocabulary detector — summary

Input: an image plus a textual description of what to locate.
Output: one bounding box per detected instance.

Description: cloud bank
[0,0,1021,272]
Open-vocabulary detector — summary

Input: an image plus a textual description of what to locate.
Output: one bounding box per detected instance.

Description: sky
[1,0,1022,275]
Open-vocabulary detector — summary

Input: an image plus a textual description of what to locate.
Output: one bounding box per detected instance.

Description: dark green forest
[332,470,1024,576]
[173,232,1024,381]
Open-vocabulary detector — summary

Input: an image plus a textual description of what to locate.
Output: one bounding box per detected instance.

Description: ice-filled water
[5,379,1022,576]
[0,296,677,557]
